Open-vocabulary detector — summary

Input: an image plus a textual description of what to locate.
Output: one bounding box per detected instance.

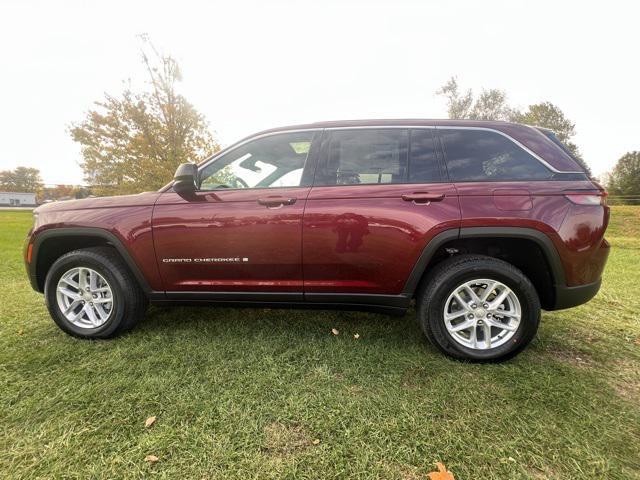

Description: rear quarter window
[440,129,553,181]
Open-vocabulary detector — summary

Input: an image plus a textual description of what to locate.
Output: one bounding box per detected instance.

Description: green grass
[1,207,639,479]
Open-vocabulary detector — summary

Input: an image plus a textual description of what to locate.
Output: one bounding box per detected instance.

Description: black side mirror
[173,163,197,196]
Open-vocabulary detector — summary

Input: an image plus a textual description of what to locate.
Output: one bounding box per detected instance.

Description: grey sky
[1,0,638,185]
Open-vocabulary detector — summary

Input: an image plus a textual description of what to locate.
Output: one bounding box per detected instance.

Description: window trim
[324,125,579,175]
[163,124,581,193]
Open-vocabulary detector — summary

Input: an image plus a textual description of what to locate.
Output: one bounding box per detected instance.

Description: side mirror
[173,163,197,196]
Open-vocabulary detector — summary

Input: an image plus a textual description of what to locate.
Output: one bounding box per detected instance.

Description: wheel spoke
[59,277,79,289]
[444,310,467,321]
[490,287,511,309]
[84,304,100,326]
[453,291,469,310]
[59,288,81,301]
[483,323,492,348]
[89,270,98,291]
[63,299,81,315]
[449,319,475,332]
[493,310,520,320]
[469,324,478,348]
[95,304,109,321]
[464,285,482,305]
[93,297,112,305]
[486,318,517,331]
[480,281,496,302]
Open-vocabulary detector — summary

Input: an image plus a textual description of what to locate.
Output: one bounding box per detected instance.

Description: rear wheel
[44,247,147,338]
[418,255,540,362]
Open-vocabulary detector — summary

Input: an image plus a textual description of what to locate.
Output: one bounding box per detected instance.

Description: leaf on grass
[427,462,455,480]
[144,454,159,463]
[144,416,157,428]
[17,329,24,336]
[331,328,339,335]
[353,333,360,339]
[312,438,320,445]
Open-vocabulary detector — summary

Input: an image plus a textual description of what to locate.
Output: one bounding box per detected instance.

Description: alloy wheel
[443,278,521,350]
[56,267,114,328]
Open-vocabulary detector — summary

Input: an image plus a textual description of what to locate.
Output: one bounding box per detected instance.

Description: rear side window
[320,129,408,185]
[440,129,552,181]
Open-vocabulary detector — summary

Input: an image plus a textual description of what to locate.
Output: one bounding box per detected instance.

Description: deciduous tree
[607,151,640,196]
[436,78,591,175]
[0,167,43,192]
[71,40,219,195]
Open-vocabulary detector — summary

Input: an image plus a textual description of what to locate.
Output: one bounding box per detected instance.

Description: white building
[0,191,37,207]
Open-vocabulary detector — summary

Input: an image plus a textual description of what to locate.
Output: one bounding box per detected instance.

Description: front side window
[199,131,314,190]
[318,129,408,185]
[440,129,552,181]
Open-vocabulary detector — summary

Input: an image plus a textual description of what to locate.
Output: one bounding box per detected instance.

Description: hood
[35,191,161,213]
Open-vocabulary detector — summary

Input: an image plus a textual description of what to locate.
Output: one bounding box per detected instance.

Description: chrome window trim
[193,124,582,180]
[323,125,583,174]
[197,128,322,173]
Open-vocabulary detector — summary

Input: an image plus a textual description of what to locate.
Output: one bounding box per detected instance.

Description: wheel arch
[30,228,152,294]
[403,227,565,310]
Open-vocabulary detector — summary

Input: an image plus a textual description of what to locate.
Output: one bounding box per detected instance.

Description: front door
[303,128,461,299]
[153,130,320,300]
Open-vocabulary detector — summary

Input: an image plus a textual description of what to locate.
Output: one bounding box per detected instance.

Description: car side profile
[24,119,610,361]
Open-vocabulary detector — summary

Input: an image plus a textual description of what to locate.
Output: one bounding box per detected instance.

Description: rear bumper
[552,278,602,310]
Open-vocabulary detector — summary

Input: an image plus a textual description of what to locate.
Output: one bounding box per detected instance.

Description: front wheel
[418,255,540,362]
[44,247,147,338]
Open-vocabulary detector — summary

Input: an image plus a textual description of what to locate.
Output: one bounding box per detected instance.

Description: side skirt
[152,291,411,316]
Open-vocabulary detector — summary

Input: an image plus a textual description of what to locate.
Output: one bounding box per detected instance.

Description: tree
[436,78,592,175]
[0,167,43,192]
[437,77,515,121]
[513,102,591,175]
[607,151,640,196]
[71,39,219,195]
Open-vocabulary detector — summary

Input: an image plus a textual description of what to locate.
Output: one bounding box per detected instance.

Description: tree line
[2,42,638,201]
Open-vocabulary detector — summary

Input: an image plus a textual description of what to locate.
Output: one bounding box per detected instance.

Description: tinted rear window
[440,129,552,181]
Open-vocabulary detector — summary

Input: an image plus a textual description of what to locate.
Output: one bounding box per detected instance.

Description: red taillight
[564,191,607,206]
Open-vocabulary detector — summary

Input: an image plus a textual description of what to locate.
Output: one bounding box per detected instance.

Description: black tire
[44,246,147,339]
[417,254,540,362]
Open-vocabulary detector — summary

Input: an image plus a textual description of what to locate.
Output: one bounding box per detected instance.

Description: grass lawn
[1,207,639,479]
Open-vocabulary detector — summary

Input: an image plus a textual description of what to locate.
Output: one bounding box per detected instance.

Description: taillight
[564,191,607,206]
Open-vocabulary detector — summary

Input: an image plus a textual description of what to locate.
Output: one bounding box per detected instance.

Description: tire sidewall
[44,253,126,338]
[424,262,540,361]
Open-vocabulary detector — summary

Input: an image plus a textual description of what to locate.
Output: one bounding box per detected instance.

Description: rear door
[153,130,320,299]
[302,127,461,299]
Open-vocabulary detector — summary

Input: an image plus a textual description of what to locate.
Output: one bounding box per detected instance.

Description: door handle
[257,196,297,208]
[401,192,445,204]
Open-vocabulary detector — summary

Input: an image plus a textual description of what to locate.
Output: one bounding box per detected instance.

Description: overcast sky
[0,0,638,185]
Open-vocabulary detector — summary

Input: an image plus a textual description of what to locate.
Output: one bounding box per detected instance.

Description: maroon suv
[24,119,610,361]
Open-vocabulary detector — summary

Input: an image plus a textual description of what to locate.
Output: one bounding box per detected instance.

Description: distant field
[1,207,638,479]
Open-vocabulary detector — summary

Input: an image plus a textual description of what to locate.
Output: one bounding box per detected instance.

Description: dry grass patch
[262,421,314,457]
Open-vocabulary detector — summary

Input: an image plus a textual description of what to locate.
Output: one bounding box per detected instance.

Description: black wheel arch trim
[29,227,153,294]
[402,226,567,296]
